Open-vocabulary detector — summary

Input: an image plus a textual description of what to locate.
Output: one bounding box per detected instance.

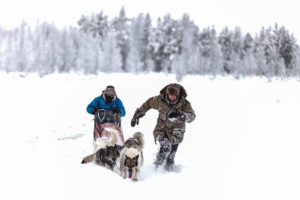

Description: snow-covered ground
[0,72,299,200]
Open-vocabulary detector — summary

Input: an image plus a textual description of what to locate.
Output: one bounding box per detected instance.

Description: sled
[93,109,125,146]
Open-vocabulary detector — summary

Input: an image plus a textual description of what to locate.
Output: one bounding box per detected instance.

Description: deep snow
[0,72,299,200]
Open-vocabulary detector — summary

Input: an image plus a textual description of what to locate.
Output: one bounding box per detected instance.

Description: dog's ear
[117,145,123,151]
[135,155,139,160]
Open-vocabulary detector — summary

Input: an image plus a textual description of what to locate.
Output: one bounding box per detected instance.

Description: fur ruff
[123,148,139,158]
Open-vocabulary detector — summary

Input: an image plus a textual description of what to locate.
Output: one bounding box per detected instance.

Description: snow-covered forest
[1,7,300,79]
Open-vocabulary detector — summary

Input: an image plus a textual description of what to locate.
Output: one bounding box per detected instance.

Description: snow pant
[155,136,179,166]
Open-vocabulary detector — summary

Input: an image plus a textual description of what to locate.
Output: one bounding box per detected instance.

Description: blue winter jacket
[86,94,126,118]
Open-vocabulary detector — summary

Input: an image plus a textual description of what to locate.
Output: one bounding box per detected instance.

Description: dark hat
[104,85,116,96]
[166,86,180,96]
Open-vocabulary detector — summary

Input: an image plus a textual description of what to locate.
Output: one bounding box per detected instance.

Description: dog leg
[121,170,126,179]
[123,169,128,179]
[133,167,140,181]
[120,152,125,178]
[119,166,124,178]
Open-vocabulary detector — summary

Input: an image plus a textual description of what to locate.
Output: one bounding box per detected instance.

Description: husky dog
[120,132,144,181]
[81,128,122,170]
[94,144,121,170]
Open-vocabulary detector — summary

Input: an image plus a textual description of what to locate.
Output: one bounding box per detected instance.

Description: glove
[93,109,105,121]
[111,107,121,114]
[169,110,181,118]
[131,108,145,127]
[169,109,186,122]
[92,108,100,115]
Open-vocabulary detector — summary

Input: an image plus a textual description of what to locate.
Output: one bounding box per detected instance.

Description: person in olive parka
[131,83,196,170]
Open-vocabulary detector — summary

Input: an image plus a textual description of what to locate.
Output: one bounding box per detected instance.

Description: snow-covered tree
[126,13,146,72]
[111,7,130,71]
[148,14,183,73]
[77,11,109,41]
[273,24,298,74]
[218,27,235,74]
[101,30,122,72]
[172,14,199,80]
[198,26,223,75]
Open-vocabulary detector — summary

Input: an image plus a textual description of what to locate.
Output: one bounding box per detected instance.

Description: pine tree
[112,7,130,71]
[273,24,298,74]
[148,14,183,73]
[101,30,122,72]
[198,26,223,75]
[77,11,109,41]
[141,13,152,71]
[218,27,234,74]
[173,14,199,79]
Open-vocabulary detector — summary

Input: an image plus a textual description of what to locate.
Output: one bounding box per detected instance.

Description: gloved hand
[92,108,101,115]
[131,108,145,127]
[169,109,186,122]
[93,108,106,120]
[111,107,121,114]
[169,110,181,118]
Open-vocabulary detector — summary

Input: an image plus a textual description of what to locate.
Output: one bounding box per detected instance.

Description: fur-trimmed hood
[159,83,187,105]
[160,83,187,99]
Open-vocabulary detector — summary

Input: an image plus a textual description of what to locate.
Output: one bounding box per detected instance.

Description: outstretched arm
[131,96,160,127]
[139,96,160,112]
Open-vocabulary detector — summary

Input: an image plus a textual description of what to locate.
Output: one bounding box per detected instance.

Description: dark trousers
[155,136,179,166]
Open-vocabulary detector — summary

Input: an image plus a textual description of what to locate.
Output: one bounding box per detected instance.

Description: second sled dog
[120,132,144,181]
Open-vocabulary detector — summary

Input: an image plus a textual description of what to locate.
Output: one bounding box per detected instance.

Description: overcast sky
[1,0,299,41]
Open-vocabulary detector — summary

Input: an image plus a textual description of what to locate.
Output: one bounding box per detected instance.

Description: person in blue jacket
[87,85,126,124]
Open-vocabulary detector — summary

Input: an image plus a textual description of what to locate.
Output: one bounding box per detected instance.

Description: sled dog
[81,128,122,170]
[120,132,144,181]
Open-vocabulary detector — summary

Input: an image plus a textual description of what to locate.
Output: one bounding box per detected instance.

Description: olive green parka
[139,83,196,144]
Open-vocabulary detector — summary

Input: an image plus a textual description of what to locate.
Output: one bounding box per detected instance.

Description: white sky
[1,0,299,41]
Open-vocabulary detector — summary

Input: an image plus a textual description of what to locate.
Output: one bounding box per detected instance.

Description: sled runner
[93,109,125,146]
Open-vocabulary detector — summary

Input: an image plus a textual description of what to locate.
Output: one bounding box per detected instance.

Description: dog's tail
[133,132,144,149]
[104,128,119,146]
[81,153,95,164]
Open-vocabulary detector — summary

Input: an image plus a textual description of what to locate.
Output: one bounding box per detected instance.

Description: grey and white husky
[120,132,144,181]
[81,128,122,170]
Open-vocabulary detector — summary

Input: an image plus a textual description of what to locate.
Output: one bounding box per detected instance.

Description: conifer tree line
[0,7,300,79]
